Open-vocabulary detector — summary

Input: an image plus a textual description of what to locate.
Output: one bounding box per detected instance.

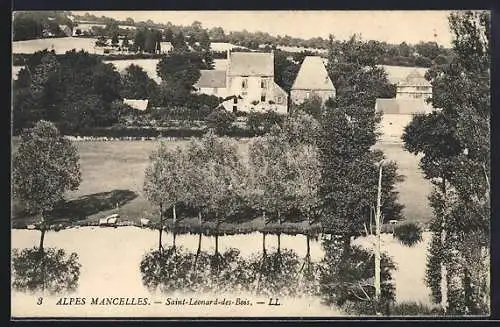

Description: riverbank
[11,139,432,235]
[11,227,433,317]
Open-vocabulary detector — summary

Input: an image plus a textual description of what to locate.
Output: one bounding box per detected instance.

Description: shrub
[206,109,237,136]
[387,301,444,316]
[393,222,423,246]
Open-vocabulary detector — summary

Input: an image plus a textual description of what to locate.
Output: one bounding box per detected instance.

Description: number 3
[37,297,43,305]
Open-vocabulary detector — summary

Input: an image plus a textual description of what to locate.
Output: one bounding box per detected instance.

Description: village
[11,11,489,318]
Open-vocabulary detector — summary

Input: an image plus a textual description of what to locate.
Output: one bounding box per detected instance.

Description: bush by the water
[393,223,423,246]
[386,301,444,316]
[11,247,81,295]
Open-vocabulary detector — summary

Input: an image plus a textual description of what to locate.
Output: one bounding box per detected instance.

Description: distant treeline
[14,11,454,68]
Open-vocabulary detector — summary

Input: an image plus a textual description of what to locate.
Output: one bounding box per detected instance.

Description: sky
[78,11,455,47]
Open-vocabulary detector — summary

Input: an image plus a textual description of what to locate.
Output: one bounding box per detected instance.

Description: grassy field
[11,139,432,231]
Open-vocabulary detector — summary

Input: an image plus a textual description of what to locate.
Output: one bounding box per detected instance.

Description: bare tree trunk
[277,211,281,253]
[158,204,163,253]
[197,233,202,254]
[440,179,448,313]
[172,204,177,248]
[306,234,310,258]
[39,225,46,255]
[215,234,219,256]
[262,233,266,254]
[375,164,383,302]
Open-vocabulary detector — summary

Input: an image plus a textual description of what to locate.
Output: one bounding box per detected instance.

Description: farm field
[12,37,101,55]
[11,138,433,230]
[104,59,228,84]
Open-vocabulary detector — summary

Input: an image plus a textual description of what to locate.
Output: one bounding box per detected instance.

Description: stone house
[291,56,336,105]
[194,50,288,114]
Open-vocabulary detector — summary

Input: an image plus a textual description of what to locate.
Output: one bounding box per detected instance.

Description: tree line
[14,11,454,68]
[11,10,489,315]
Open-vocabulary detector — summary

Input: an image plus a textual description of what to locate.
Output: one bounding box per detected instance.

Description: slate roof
[397,69,431,87]
[375,98,433,115]
[228,52,274,76]
[123,99,149,111]
[194,70,227,88]
[291,56,335,91]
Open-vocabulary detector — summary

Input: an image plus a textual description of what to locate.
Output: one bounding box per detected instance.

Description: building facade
[194,51,288,114]
[291,56,336,105]
[395,69,432,100]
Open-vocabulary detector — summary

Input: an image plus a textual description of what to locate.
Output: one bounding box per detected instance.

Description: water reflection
[319,236,396,314]
[140,241,321,297]
[11,247,81,295]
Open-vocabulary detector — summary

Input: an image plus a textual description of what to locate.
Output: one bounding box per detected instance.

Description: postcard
[11,10,490,319]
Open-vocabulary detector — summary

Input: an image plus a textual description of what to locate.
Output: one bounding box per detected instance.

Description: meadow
[11,138,433,231]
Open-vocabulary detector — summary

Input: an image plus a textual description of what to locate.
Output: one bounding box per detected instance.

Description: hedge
[59,126,267,139]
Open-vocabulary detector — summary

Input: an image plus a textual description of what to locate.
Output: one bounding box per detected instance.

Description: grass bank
[11,139,432,234]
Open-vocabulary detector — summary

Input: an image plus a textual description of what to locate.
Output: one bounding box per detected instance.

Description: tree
[318,33,405,313]
[111,31,119,47]
[164,28,174,42]
[274,50,300,93]
[415,41,441,60]
[291,94,323,119]
[144,144,187,252]
[403,10,490,315]
[95,35,108,47]
[172,31,188,51]
[122,35,130,49]
[13,12,44,41]
[121,64,158,99]
[134,28,147,52]
[206,109,236,135]
[12,121,81,253]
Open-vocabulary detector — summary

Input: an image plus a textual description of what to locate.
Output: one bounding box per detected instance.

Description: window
[233,106,237,113]
[261,94,266,102]
[233,97,238,104]
[261,79,267,89]
[242,78,248,89]
[242,91,248,96]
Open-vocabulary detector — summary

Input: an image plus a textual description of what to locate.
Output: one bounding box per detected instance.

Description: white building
[376,70,434,143]
[194,50,288,114]
[291,56,336,106]
[396,69,432,101]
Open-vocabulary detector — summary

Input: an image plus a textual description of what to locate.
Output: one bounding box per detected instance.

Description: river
[11,227,432,317]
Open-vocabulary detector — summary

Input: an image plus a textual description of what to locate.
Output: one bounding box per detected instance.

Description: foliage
[320,239,396,312]
[245,110,284,134]
[247,120,320,226]
[120,64,158,99]
[13,11,74,41]
[140,246,319,296]
[274,50,300,92]
[205,109,237,135]
[11,247,81,295]
[393,223,423,246]
[13,50,124,133]
[155,51,203,106]
[386,302,444,316]
[12,121,81,218]
[403,10,490,314]
[143,142,187,221]
[318,34,404,240]
[291,94,324,119]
